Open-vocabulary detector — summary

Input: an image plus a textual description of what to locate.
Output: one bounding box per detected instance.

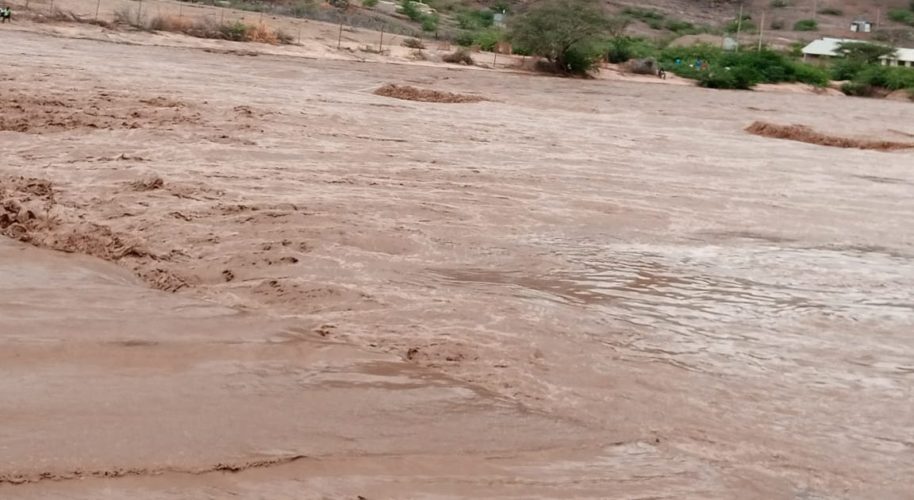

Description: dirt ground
[1,17,913,500]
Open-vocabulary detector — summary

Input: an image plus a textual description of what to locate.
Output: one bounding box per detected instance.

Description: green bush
[362,0,378,6]
[665,19,697,33]
[660,47,829,89]
[700,66,762,89]
[794,19,818,31]
[830,58,866,80]
[220,21,248,41]
[473,28,502,50]
[818,7,843,16]
[399,0,423,21]
[789,60,830,86]
[289,1,317,17]
[884,67,914,90]
[857,65,914,90]
[720,50,828,86]
[841,81,876,96]
[456,9,494,29]
[621,7,664,22]
[659,46,718,80]
[605,37,632,63]
[605,36,657,63]
[421,14,439,32]
[425,0,457,12]
[455,30,474,46]
[562,43,604,75]
[889,9,914,26]
[770,0,788,7]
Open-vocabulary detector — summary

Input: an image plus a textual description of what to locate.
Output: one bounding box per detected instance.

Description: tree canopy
[509,0,609,73]
[838,42,897,64]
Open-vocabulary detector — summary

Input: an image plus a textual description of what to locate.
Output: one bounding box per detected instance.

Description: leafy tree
[421,14,439,32]
[509,0,609,74]
[399,0,423,21]
[837,42,896,63]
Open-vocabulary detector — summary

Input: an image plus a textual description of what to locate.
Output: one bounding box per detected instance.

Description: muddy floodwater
[1,27,913,499]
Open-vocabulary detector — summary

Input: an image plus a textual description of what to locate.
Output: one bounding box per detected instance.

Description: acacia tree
[509,0,609,74]
[838,42,897,64]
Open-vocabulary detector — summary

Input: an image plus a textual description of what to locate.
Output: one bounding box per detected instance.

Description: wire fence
[8,0,426,42]
[5,0,524,69]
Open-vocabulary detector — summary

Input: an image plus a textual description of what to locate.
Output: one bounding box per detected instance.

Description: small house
[801,37,858,61]
[881,47,914,67]
[850,18,872,33]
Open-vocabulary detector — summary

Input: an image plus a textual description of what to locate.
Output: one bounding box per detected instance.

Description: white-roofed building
[801,37,858,60]
[881,47,914,68]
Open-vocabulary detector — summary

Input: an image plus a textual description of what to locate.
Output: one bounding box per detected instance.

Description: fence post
[758,11,765,51]
[95,0,101,19]
[378,25,384,53]
[337,19,343,49]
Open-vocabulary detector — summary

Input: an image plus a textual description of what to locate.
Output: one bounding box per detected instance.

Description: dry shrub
[245,23,280,44]
[143,16,291,45]
[374,84,487,103]
[442,48,474,65]
[625,58,658,75]
[26,7,111,27]
[746,121,914,151]
[402,37,426,49]
[113,6,146,28]
[275,29,294,44]
[409,49,427,61]
[148,15,194,33]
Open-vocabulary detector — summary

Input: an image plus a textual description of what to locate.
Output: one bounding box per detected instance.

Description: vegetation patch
[659,45,828,90]
[794,19,818,31]
[442,48,475,65]
[818,7,843,16]
[402,37,426,49]
[888,9,914,27]
[509,0,607,75]
[746,121,914,151]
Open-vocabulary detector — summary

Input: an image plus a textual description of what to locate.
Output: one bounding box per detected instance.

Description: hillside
[423,0,914,45]
[604,0,914,43]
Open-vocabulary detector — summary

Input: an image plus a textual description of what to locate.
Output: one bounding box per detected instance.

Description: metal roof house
[802,38,914,67]
[801,38,858,60]
[881,47,914,67]
[850,18,872,33]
